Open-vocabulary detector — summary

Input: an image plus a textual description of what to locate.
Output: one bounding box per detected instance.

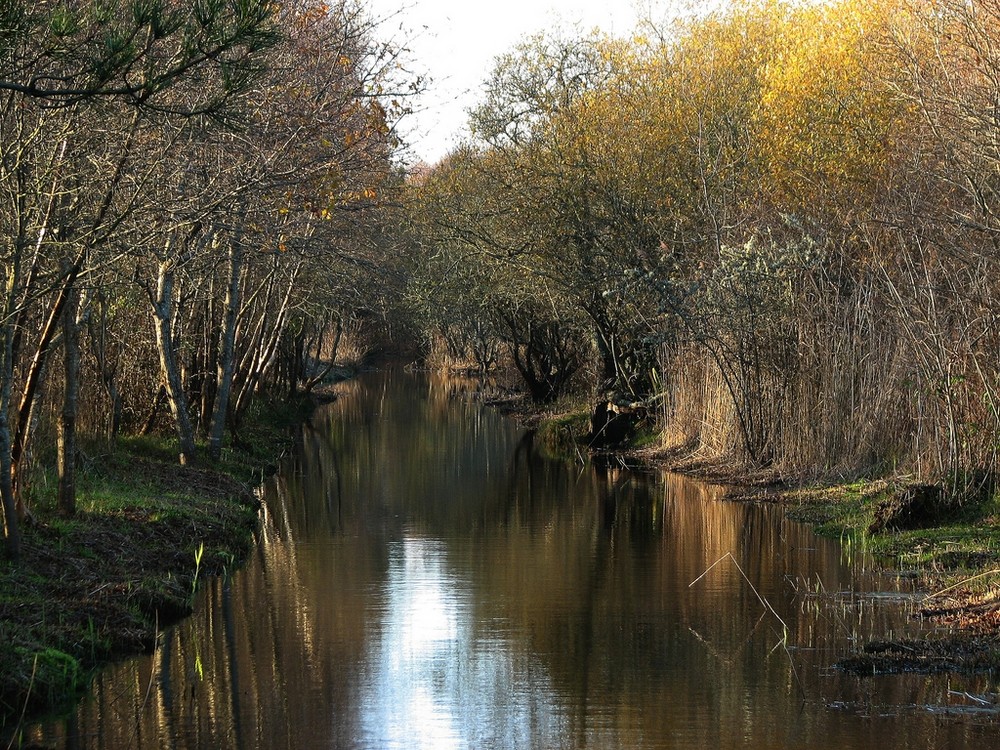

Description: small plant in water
[217,549,236,577]
[190,542,204,604]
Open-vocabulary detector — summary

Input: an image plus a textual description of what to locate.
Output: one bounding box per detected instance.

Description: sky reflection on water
[357,535,564,750]
[19,372,1000,749]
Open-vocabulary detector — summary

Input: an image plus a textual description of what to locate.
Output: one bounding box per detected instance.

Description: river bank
[0,391,332,732]
[638,449,1000,673]
[15,369,998,747]
[497,390,1000,674]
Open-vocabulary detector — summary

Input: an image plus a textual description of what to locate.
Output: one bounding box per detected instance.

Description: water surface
[25,372,1000,748]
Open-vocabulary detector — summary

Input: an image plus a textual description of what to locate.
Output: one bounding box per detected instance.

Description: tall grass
[652,263,1000,483]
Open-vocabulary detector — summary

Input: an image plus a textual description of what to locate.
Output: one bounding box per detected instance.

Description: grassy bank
[0,393,322,730]
[782,480,1000,567]
[752,477,1000,674]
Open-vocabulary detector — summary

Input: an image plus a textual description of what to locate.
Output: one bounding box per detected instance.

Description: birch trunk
[208,239,243,460]
[304,316,343,393]
[232,260,302,425]
[154,260,198,465]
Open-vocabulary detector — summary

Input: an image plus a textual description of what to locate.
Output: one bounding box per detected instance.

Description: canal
[26,371,1000,747]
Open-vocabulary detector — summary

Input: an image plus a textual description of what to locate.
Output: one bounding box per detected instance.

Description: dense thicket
[0,0,410,559]
[405,0,1000,487]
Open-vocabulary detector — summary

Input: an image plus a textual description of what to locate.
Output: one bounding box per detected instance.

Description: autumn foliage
[406,0,1000,486]
[0,0,410,558]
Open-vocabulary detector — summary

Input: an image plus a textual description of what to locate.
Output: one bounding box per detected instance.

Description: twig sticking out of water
[689,552,790,643]
[949,690,994,707]
[5,656,38,750]
[689,552,804,699]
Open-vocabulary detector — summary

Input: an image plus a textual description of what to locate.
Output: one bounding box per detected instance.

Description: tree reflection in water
[21,371,999,750]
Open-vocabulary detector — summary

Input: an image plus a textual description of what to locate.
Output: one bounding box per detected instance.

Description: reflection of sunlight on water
[358,536,464,750]
[357,535,563,750]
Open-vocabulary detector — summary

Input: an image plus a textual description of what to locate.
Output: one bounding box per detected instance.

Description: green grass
[785,479,1000,571]
[628,427,661,450]
[534,394,661,458]
[0,393,314,730]
[536,409,591,460]
[115,433,181,464]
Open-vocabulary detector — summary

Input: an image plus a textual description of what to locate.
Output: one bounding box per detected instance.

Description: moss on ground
[534,401,661,461]
[772,476,1000,671]
[783,478,1000,570]
[0,391,323,730]
[536,410,591,461]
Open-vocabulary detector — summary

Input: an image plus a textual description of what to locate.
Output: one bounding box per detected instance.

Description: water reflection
[20,371,1000,749]
[361,537,465,749]
[357,536,564,750]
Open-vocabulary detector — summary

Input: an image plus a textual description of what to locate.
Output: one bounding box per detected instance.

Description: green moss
[535,401,660,459]
[34,647,83,688]
[785,479,1000,570]
[628,428,661,450]
[537,410,590,461]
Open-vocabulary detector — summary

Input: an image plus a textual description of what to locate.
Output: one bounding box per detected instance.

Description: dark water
[23,372,1000,748]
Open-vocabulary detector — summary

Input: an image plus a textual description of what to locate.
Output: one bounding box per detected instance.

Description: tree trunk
[208,239,243,460]
[303,316,342,393]
[0,316,20,561]
[142,385,167,435]
[231,265,277,404]
[89,296,123,438]
[232,260,301,427]
[200,283,218,435]
[57,288,84,515]
[154,260,198,465]
[1,171,29,560]
[11,249,86,510]
[281,329,304,400]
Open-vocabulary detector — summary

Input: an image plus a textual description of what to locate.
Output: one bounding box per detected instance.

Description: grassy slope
[775,479,1000,672]
[784,479,1000,569]
[0,394,316,728]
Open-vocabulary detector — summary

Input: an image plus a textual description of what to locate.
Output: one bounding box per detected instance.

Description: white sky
[366,1,652,166]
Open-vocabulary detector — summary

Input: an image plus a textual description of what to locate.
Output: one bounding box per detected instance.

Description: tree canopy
[404,0,1000,481]
[0,0,413,559]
